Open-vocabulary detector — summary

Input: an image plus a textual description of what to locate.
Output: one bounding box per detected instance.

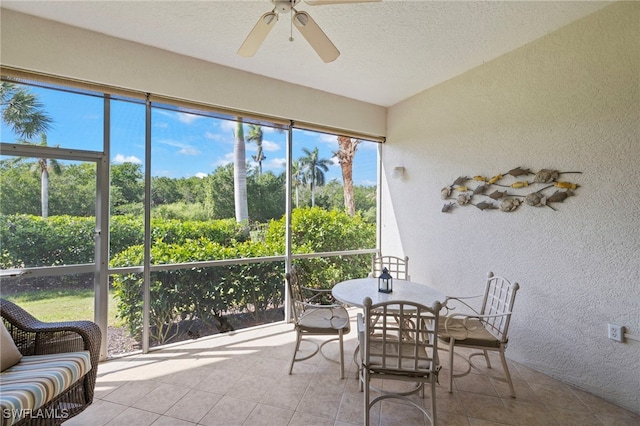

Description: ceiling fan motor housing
[273,0,300,15]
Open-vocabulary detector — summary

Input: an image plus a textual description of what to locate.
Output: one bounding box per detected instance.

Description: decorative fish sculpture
[533,169,559,183]
[506,167,532,177]
[473,184,489,194]
[453,176,468,186]
[534,169,582,183]
[441,187,452,199]
[547,189,574,203]
[554,181,579,189]
[441,202,456,213]
[474,201,497,211]
[488,174,503,184]
[510,181,530,188]
[489,190,508,199]
[499,198,521,212]
[525,192,546,207]
[457,193,471,205]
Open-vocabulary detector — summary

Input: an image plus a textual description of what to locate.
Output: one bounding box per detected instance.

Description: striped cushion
[0,351,91,426]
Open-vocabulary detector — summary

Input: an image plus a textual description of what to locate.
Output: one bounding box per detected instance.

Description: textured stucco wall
[385,2,639,413]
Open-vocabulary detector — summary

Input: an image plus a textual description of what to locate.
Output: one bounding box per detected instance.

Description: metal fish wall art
[440,167,581,213]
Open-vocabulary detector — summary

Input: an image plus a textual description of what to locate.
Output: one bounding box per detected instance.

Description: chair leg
[483,349,492,368]
[289,331,302,375]
[430,377,437,426]
[448,339,455,393]
[339,329,345,379]
[499,348,516,398]
[363,369,370,425]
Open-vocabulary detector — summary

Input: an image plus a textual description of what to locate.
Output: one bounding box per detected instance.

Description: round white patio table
[332,277,445,308]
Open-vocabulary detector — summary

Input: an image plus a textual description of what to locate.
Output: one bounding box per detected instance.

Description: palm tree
[291,160,303,208]
[233,119,249,223]
[334,136,360,216]
[0,82,52,139]
[9,134,62,218]
[32,134,61,218]
[246,124,266,176]
[299,147,331,207]
[1,82,57,217]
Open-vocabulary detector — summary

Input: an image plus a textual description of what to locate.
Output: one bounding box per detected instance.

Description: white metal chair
[438,271,520,397]
[358,296,442,425]
[371,253,410,280]
[285,267,351,379]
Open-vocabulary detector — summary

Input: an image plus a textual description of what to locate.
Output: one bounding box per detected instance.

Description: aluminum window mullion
[284,124,293,322]
[94,94,110,361]
[0,143,103,161]
[142,95,152,353]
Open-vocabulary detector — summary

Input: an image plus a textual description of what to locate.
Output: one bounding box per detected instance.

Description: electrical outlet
[608,324,624,342]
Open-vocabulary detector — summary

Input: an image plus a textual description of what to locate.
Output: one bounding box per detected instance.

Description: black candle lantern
[378,267,393,293]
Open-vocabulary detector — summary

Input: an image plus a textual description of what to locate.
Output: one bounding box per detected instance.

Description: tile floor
[66,311,639,425]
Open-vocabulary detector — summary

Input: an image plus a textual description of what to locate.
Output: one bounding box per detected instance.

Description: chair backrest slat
[371,254,410,280]
[285,267,305,321]
[362,297,441,375]
[480,272,519,342]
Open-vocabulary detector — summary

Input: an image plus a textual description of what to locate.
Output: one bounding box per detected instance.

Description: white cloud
[176,112,201,124]
[157,139,201,156]
[195,172,208,179]
[262,140,281,152]
[219,120,237,133]
[113,154,142,164]
[213,152,235,167]
[319,133,337,143]
[205,131,224,142]
[262,157,286,170]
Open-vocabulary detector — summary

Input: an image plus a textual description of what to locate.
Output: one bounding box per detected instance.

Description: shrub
[0,214,95,268]
[266,207,375,287]
[110,238,283,344]
[0,214,250,268]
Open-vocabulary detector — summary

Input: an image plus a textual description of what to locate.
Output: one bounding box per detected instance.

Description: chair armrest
[2,299,101,374]
[1,299,100,356]
[1,298,102,403]
[299,300,344,310]
[442,311,511,339]
[442,294,483,315]
[301,285,341,306]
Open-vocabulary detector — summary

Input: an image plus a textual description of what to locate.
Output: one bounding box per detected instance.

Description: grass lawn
[4,289,124,327]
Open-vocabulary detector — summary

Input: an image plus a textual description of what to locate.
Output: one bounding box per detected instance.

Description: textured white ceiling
[1,0,611,107]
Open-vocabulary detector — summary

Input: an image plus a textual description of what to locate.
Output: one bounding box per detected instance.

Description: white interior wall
[0,9,386,138]
[385,2,639,412]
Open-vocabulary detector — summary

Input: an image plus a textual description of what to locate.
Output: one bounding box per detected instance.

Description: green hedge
[266,207,375,287]
[0,214,248,268]
[110,238,283,344]
[1,208,375,345]
[0,214,95,267]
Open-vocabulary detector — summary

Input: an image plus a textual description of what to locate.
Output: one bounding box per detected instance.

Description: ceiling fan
[238,0,381,63]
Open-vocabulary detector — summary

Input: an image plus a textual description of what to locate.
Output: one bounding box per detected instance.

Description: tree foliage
[109,207,373,344]
[0,82,53,139]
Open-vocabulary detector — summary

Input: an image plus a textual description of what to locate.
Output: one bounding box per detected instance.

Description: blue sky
[1,84,378,186]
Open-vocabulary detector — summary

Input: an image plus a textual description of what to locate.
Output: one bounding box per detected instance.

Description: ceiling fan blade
[293,11,339,63]
[237,12,278,57]
[304,0,381,5]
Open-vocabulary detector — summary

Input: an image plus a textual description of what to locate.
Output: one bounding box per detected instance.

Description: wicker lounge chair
[1,299,101,426]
